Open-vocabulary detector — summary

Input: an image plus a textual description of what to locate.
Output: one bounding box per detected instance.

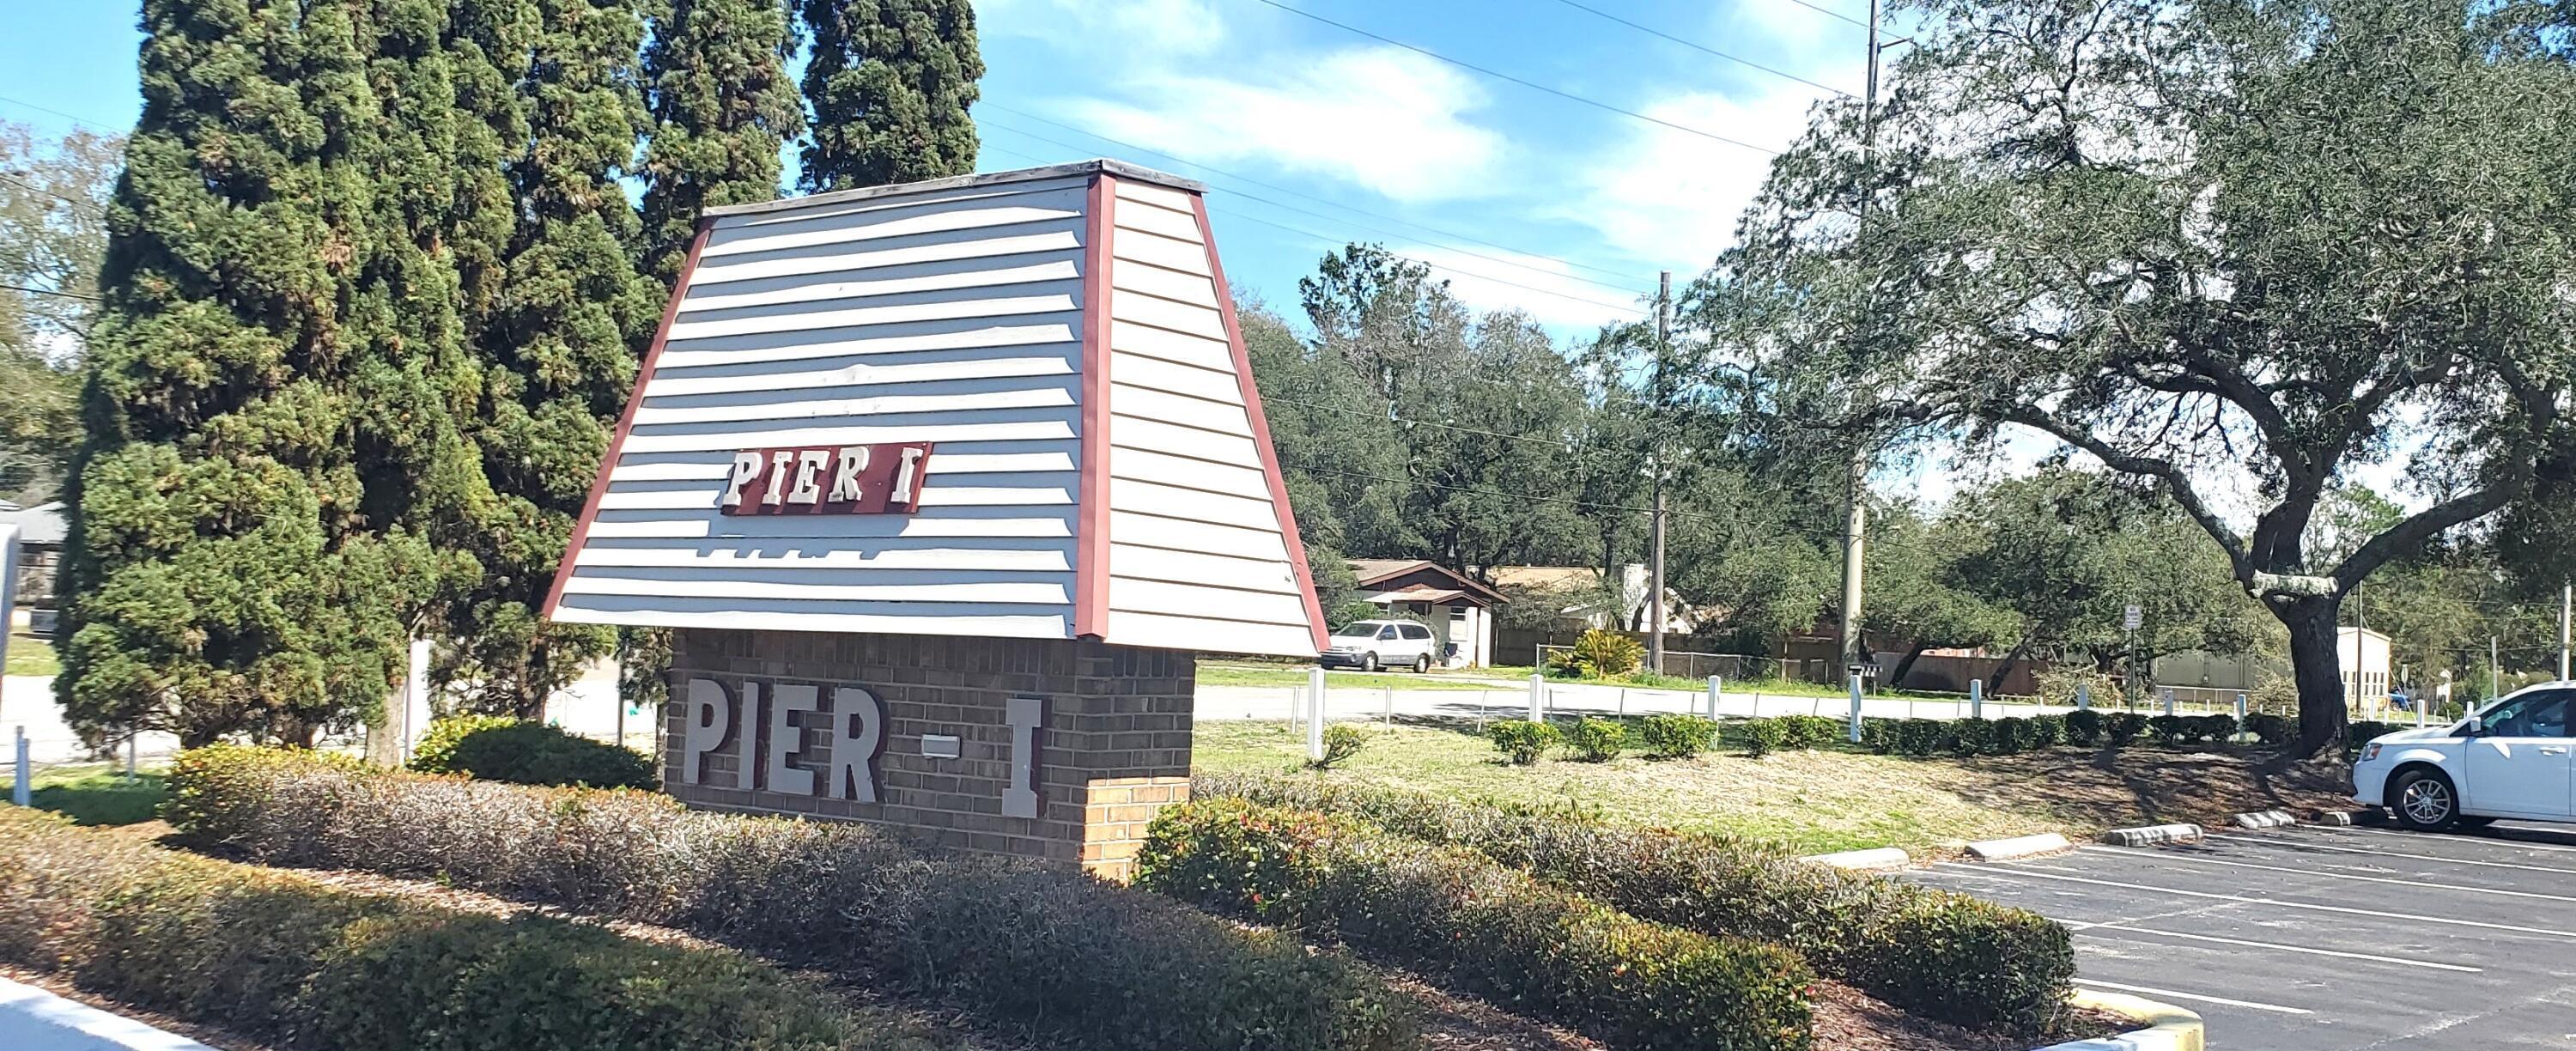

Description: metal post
[2562,583,2571,681]
[1306,666,1327,762]
[1619,687,1628,717]
[1528,672,1544,722]
[11,727,26,807]
[2076,683,2091,710]
[1847,673,1864,743]
[1649,271,1671,678]
[125,732,137,777]
[1706,675,1721,719]
[616,689,627,750]
[1383,684,1394,728]
[1970,679,1984,720]
[2490,635,2499,700]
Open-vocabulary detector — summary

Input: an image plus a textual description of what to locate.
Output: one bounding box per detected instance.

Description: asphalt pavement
[1911,821,2576,1048]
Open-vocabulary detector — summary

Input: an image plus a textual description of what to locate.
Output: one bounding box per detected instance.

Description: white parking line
[2072,978,2314,1015]
[2212,831,2576,877]
[1930,862,2576,940]
[2315,824,2576,855]
[2057,920,2483,972]
[2073,844,2576,902]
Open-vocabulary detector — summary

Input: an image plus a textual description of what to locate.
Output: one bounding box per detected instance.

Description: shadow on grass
[32,771,167,826]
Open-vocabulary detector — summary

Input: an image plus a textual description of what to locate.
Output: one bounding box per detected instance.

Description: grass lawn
[1196,662,1496,690]
[1193,719,2351,856]
[7,633,58,677]
[28,762,167,826]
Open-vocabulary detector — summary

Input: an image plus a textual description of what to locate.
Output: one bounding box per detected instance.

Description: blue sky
[0,0,1872,335]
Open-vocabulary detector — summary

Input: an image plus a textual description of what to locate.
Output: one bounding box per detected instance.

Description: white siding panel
[1109,228,1212,276]
[1111,202,1203,244]
[1112,292,1226,342]
[595,477,1072,512]
[577,543,1072,573]
[665,288,1078,343]
[631,384,1075,426]
[1106,415,1258,466]
[1109,543,1300,593]
[583,508,1073,540]
[1109,258,1219,307]
[1109,578,1307,624]
[690,229,1081,287]
[564,574,1068,605]
[702,186,1087,258]
[1109,384,1252,438]
[609,451,1076,483]
[1107,447,1269,497]
[1098,611,1315,658]
[678,259,1078,314]
[1109,350,1239,404]
[657,319,1079,369]
[1109,478,1279,533]
[552,598,1069,640]
[727,176,1088,228]
[1109,320,1233,372]
[617,414,1076,453]
[1109,511,1288,562]
[644,352,1074,397]
[1112,179,1199,216]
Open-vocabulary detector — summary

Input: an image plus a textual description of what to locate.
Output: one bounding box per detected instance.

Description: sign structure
[720,441,933,515]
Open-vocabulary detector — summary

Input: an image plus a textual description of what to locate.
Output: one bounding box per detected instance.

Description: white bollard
[2076,683,2091,710]
[1528,672,1545,721]
[2161,687,2176,717]
[2235,693,2248,721]
[1383,684,1394,728]
[1847,674,1864,743]
[11,726,26,807]
[1307,666,1327,762]
[1970,679,1984,720]
[1706,675,1722,718]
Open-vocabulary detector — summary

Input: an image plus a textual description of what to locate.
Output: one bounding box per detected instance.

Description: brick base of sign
[661,629,1195,878]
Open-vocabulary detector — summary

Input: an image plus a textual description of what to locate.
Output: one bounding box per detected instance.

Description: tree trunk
[1889,642,1930,689]
[2277,595,2348,764]
[1986,638,2031,694]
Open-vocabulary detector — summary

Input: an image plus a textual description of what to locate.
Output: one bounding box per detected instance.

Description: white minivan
[1320,619,1437,673]
[2352,681,2574,830]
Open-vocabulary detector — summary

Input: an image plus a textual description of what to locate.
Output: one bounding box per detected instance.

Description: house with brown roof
[1347,559,1507,667]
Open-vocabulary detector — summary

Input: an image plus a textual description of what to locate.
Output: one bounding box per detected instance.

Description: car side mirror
[2463,716,2482,738]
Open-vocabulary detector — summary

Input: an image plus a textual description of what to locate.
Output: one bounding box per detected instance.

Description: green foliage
[1735,718,1787,757]
[2105,713,2149,747]
[1636,714,1716,758]
[409,717,657,789]
[1773,715,1841,750]
[1196,775,2076,1036]
[0,809,926,1051]
[2147,714,2189,746]
[0,120,115,501]
[1570,629,1643,677]
[1567,718,1625,762]
[798,0,983,191]
[639,0,804,281]
[1138,799,1816,1050]
[2064,708,2104,747]
[1487,719,1561,764]
[1311,723,1369,769]
[2197,714,2240,743]
[2347,720,2400,755]
[161,747,1413,1051]
[2026,714,2066,748]
[1947,718,1992,756]
[2245,713,2294,746]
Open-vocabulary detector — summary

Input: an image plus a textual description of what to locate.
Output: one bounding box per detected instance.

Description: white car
[2352,681,2574,830]
[1320,619,1437,673]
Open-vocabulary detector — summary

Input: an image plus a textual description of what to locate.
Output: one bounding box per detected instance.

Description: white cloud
[1060,47,1506,204]
[1403,244,1649,332]
[975,0,1227,57]
[1551,86,1830,273]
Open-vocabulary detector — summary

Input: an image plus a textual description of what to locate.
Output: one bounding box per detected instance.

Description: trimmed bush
[1637,714,1716,758]
[1860,717,1898,754]
[1990,717,2029,755]
[2147,714,2189,746]
[2105,711,2148,746]
[2245,712,2293,746]
[162,747,1415,1051]
[1736,718,1789,757]
[2026,714,2067,748]
[1568,718,1625,762]
[2347,720,2399,754]
[1948,718,1993,756]
[0,809,933,1051]
[2064,708,2104,746]
[1139,799,1814,1051]
[410,716,657,789]
[1199,774,2075,1036]
[1488,719,1561,764]
[1894,719,1947,756]
[1312,724,1369,769]
[2196,714,2239,744]
[1775,715,1841,750]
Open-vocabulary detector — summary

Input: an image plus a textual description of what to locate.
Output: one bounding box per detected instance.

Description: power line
[1538,0,1856,98]
[1,282,99,302]
[0,94,116,131]
[979,102,1648,285]
[1205,207,1650,317]
[1782,0,1874,32]
[0,173,103,216]
[1243,0,1781,156]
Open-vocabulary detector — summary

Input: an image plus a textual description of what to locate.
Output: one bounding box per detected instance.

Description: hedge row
[1855,710,2257,756]
[0,808,933,1050]
[163,746,1415,1051]
[410,714,659,789]
[1199,773,2073,1036]
[1137,798,1813,1051]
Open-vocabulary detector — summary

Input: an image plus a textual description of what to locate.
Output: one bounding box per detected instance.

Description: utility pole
[1649,270,1670,677]
[2490,635,2498,699]
[2560,583,2570,681]
[1836,0,1886,678]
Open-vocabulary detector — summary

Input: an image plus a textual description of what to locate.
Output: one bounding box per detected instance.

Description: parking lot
[1911,822,2576,1048]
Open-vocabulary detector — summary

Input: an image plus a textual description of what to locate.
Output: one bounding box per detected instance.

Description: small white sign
[2123,604,2142,631]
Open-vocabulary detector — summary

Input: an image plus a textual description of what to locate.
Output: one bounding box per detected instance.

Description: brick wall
[663,629,1194,879]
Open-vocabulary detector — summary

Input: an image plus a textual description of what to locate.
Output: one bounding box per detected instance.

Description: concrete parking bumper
[2038,988,2203,1051]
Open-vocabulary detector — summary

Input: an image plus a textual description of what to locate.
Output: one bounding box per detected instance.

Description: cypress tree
[60,0,437,747]
[445,0,658,714]
[797,0,983,191]
[640,0,804,281]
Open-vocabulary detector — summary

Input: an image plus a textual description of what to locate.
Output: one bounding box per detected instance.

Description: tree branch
[1996,403,2250,574]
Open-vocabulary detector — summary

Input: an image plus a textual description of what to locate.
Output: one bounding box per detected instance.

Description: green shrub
[1860,718,1898,754]
[1195,775,2074,1037]
[1989,717,2029,755]
[1311,724,1369,769]
[2105,711,2148,746]
[1894,719,1947,756]
[2196,714,2239,743]
[1948,718,1993,756]
[410,716,657,789]
[1488,719,1562,764]
[1775,715,1841,750]
[2147,714,2189,745]
[1736,718,1789,757]
[1570,629,1645,677]
[1139,799,1814,1051]
[161,748,1415,1051]
[0,810,933,1051]
[2064,708,2103,746]
[2245,712,2293,745]
[1567,718,1625,762]
[2347,720,2399,754]
[1637,714,1716,758]
[2026,714,2066,748]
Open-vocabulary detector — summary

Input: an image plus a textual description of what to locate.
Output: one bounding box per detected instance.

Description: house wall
[662,628,1193,879]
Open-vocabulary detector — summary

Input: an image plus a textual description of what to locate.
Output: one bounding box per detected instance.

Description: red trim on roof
[1072,173,1118,641]
[543,219,714,621]
[1194,197,1331,654]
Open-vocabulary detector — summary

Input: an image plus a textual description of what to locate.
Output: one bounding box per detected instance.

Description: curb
[1967,832,2073,861]
[2230,810,2297,829]
[2035,987,2203,1051]
[0,975,219,1051]
[1799,846,1909,870]
[2099,823,2202,847]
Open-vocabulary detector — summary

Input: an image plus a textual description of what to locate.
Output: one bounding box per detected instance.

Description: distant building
[1347,559,1506,667]
[0,501,65,607]
[2340,625,2394,712]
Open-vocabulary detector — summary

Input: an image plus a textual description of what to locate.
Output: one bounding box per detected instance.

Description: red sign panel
[720,442,934,515]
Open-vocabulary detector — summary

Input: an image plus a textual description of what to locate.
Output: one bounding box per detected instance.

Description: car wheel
[2391,768,2460,831]
[1413,654,1431,674]
[1362,653,1379,672]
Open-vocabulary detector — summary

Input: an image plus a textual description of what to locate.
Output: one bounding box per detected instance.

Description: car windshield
[1330,623,1380,638]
